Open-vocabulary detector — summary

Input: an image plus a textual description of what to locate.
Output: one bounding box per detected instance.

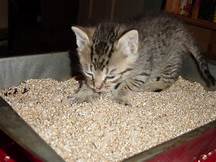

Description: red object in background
[0,149,16,162]
[1,125,216,162]
[0,130,42,162]
[194,149,216,162]
[144,128,216,162]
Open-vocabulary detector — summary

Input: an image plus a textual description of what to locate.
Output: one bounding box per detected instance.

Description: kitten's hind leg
[68,82,99,104]
[184,37,216,90]
[143,57,182,92]
[142,76,178,92]
[112,82,131,106]
[191,55,216,91]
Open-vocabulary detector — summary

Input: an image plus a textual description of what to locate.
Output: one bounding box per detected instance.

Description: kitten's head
[72,23,139,92]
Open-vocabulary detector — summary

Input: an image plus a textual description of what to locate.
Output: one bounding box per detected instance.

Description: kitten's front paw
[68,92,100,105]
[68,95,90,104]
[114,97,131,106]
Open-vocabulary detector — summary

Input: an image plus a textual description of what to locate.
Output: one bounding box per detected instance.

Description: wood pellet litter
[0,78,216,162]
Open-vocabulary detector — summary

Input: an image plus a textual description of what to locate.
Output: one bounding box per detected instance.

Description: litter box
[0,51,216,162]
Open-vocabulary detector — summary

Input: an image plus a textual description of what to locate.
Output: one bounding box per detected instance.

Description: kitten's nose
[94,84,102,92]
[95,86,101,91]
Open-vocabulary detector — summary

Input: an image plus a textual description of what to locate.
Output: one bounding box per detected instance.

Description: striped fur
[71,13,215,105]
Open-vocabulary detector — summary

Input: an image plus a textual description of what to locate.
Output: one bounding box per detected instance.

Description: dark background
[0,0,163,57]
[8,0,79,57]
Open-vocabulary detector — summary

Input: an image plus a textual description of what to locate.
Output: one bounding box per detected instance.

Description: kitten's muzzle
[94,85,103,92]
[94,80,104,92]
[94,84,111,93]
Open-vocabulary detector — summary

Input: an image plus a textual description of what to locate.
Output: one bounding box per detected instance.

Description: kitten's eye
[84,72,93,78]
[105,75,120,82]
[106,75,115,79]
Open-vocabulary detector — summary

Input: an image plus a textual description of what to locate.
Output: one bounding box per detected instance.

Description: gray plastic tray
[0,51,215,162]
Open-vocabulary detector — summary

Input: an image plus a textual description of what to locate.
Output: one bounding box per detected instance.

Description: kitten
[70,14,215,105]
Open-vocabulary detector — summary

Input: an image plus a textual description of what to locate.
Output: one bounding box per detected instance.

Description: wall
[78,0,163,24]
[0,0,8,30]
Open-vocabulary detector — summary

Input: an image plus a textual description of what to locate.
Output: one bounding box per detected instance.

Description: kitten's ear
[71,26,90,50]
[117,30,139,55]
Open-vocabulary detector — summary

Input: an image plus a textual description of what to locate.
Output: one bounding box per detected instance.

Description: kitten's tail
[186,43,216,90]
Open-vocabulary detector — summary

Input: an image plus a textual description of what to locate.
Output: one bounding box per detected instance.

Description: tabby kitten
[71,14,215,105]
